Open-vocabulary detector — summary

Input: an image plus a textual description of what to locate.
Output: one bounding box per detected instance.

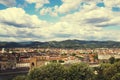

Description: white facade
[98,54,120,60]
[16,63,30,68]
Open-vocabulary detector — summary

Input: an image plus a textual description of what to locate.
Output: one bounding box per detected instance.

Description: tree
[111,73,120,80]
[28,63,95,80]
[67,63,94,80]
[95,63,111,80]
[58,60,64,63]
[109,57,115,64]
[94,61,120,80]
[71,53,76,56]
[28,63,66,80]
[103,61,120,80]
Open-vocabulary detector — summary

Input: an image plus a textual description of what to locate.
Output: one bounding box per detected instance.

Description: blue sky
[0,0,120,42]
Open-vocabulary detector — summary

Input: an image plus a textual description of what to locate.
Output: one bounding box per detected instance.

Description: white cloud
[0,7,49,28]
[55,4,120,41]
[57,0,82,14]
[39,0,103,16]
[61,5,120,27]
[40,8,51,15]
[39,0,83,16]
[39,0,120,17]
[26,0,49,9]
[40,7,58,16]
[39,3,120,41]
[0,0,16,7]
[103,0,120,8]
[0,7,52,41]
[0,6,120,41]
[40,5,58,17]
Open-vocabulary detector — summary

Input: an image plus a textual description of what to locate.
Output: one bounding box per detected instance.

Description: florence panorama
[0,0,120,80]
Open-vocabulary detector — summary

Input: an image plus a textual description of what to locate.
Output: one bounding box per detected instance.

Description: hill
[0,40,120,49]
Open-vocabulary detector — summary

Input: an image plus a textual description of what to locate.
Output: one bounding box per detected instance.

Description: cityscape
[0,0,120,80]
[0,47,120,80]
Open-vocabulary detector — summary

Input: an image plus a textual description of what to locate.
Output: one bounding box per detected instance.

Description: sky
[0,0,120,42]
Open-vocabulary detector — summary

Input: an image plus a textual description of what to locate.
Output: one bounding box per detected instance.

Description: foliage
[13,61,120,80]
[70,53,76,56]
[111,73,120,80]
[93,53,98,60]
[28,63,94,80]
[13,75,26,80]
[95,61,120,80]
[115,58,120,62]
[109,57,115,64]
[58,60,64,63]
[75,56,84,60]
[50,60,57,63]
[66,63,94,80]
[28,63,65,80]
[104,61,120,80]
[95,63,112,80]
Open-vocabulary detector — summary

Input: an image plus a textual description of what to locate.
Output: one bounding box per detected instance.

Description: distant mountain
[0,40,120,48]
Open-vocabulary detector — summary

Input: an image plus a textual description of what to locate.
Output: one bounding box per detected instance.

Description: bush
[13,75,26,80]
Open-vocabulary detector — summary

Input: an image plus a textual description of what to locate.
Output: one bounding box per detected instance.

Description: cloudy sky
[0,0,120,42]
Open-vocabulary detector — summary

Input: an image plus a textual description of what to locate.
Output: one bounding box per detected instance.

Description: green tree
[67,63,94,80]
[95,63,111,80]
[28,63,66,80]
[109,57,115,64]
[71,53,76,56]
[58,60,64,63]
[104,61,120,80]
[111,73,120,80]
[115,59,120,62]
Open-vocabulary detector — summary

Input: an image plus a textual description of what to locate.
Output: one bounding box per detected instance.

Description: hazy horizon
[0,39,120,43]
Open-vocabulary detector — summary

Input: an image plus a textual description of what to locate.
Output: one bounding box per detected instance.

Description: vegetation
[109,57,115,64]
[1,40,120,48]
[94,63,112,80]
[13,61,120,80]
[67,63,94,80]
[94,61,120,80]
[104,61,120,80]
[111,73,120,80]
[28,63,65,80]
[13,75,26,80]
[13,63,94,80]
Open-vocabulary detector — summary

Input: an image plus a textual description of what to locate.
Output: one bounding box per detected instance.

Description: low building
[98,54,120,63]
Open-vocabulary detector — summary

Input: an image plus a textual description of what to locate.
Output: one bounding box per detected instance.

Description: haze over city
[0,0,120,42]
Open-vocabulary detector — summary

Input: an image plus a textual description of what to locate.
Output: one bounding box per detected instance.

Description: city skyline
[0,0,120,42]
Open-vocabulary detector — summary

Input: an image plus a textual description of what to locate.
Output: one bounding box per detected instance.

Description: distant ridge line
[0,40,120,48]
